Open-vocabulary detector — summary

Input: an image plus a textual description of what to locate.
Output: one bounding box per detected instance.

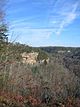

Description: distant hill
[39,46,80,54]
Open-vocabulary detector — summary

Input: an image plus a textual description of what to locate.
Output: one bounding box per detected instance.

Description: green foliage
[0,24,8,42]
[31,66,39,74]
[44,59,47,65]
[37,51,48,61]
[0,24,8,63]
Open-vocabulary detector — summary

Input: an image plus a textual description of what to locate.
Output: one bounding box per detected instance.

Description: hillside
[0,43,80,107]
[39,46,80,77]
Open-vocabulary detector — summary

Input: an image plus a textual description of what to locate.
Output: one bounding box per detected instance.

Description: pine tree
[0,24,8,42]
[0,0,8,43]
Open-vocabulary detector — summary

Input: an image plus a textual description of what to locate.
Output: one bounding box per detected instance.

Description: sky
[6,0,80,47]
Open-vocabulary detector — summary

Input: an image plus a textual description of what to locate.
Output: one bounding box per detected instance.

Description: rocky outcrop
[21,52,49,65]
[21,52,38,65]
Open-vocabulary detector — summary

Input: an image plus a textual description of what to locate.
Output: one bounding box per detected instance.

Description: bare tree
[0,0,7,21]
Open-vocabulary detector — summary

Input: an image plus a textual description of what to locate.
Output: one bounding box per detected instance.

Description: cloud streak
[7,0,80,46]
[9,26,54,45]
[50,0,80,35]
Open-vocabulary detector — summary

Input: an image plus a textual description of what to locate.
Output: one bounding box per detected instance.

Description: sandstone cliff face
[21,52,38,64]
[21,52,49,65]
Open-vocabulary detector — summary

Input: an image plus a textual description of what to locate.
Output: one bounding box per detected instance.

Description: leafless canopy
[0,0,6,22]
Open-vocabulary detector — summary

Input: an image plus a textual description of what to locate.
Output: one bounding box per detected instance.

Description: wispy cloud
[7,0,80,46]
[9,25,54,45]
[50,0,80,35]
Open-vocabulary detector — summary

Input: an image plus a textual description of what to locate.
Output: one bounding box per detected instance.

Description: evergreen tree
[0,24,8,42]
[0,0,8,43]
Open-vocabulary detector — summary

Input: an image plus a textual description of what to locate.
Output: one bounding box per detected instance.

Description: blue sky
[6,0,80,47]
